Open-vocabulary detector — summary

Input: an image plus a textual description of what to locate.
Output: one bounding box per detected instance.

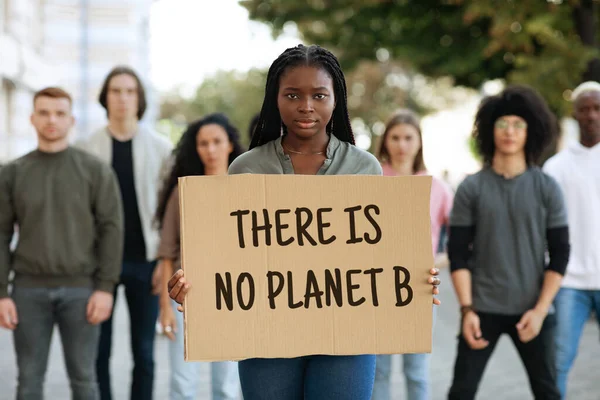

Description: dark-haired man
[0,87,123,399]
[447,85,569,400]
[78,66,172,400]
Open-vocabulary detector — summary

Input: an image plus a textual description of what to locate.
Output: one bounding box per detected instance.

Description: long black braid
[249,44,355,150]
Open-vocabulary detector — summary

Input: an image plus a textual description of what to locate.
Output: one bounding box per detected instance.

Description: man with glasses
[447,85,569,400]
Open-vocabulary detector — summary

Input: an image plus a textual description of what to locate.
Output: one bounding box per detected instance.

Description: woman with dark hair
[167,44,441,400]
[156,113,244,400]
[372,109,453,400]
[447,85,568,400]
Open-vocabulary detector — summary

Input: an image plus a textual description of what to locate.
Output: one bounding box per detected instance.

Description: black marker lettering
[346,269,366,306]
[230,210,250,248]
[363,268,384,306]
[215,272,233,311]
[304,270,324,309]
[287,271,303,309]
[324,268,343,307]
[394,266,413,306]
[364,205,382,244]
[316,208,336,245]
[295,208,317,246]
[252,209,272,247]
[236,273,255,310]
[267,271,285,309]
[275,209,294,246]
[345,206,363,244]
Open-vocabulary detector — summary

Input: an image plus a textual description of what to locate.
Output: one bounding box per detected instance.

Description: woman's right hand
[168,269,190,312]
[159,301,177,341]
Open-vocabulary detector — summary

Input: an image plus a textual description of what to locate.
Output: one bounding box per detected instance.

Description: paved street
[0,268,598,399]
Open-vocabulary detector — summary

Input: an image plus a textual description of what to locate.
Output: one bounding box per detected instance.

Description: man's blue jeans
[554,287,600,399]
[12,286,100,400]
[96,261,159,400]
[238,355,376,400]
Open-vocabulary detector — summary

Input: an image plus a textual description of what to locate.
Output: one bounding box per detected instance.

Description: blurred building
[0,0,156,163]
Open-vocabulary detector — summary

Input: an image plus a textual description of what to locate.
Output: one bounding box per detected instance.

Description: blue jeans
[372,354,430,400]
[437,224,447,254]
[372,306,435,400]
[12,286,100,400]
[554,288,600,399]
[168,300,240,400]
[238,355,376,400]
[96,261,159,400]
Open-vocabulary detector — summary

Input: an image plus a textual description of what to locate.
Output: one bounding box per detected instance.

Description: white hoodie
[543,141,600,289]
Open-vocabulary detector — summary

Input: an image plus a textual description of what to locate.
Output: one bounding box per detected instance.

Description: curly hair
[155,113,244,228]
[473,85,557,166]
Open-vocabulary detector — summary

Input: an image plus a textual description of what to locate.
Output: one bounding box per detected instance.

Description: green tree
[241,0,599,117]
[159,68,268,147]
[158,61,472,152]
[341,60,476,152]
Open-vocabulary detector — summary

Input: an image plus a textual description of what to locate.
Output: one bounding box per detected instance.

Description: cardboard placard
[179,174,433,362]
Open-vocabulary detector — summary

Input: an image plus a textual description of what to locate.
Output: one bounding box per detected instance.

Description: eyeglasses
[494,119,527,131]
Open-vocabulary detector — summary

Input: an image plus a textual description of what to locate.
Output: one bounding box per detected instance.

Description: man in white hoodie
[543,81,600,399]
[77,66,172,400]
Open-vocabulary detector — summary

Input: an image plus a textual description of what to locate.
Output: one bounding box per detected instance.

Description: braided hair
[249,44,355,149]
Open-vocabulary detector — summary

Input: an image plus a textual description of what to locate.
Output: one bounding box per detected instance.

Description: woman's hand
[151,262,163,295]
[428,267,441,305]
[159,300,177,340]
[168,269,190,312]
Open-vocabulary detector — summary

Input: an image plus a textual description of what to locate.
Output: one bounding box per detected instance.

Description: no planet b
[215,204,414,312]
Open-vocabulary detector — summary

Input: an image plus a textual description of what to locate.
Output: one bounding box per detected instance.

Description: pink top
[381,163,454,255]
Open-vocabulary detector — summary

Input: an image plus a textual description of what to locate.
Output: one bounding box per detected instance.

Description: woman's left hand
[428,267,441,305]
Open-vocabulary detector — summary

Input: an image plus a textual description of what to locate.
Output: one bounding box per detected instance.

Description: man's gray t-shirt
[450,167,567,315]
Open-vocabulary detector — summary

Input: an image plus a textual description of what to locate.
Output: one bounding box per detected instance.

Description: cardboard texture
[179,174,433,362]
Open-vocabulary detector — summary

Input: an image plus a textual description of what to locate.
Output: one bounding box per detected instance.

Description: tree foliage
[158,60,474,152]
[241,0,599,117]
[159,69,268,147]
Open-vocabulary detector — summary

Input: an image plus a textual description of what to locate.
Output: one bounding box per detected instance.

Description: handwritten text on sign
[216,205,413,311]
